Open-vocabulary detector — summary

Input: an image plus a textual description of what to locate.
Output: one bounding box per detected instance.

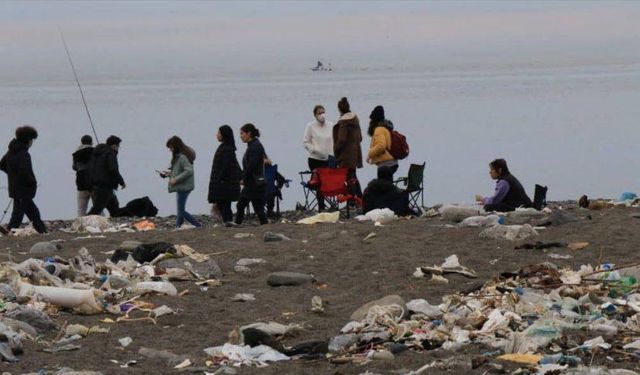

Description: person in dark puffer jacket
[476,158,532,212]
[208,125,241,225]
[0,125,47,234]
[72,135,94,217]
[87,135,125,217]
[363,166,411,216]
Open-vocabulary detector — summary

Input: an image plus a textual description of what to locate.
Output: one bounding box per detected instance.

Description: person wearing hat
[0,125,47,234]
[87,135,126,216]
[366,105,398,177]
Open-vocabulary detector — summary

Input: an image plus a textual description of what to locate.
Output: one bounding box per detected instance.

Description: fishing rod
[0,199,12,226]
[58,27,100,143]
[0,187,11,226]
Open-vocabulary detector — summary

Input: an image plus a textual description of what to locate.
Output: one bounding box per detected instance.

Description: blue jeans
[176,191,201,228]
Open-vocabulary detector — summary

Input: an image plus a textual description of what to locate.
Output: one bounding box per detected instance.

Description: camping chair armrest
[394,177,408,186]
[299,170,312,184]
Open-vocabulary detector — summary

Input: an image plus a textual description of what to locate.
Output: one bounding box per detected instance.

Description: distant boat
[311,60,332,72]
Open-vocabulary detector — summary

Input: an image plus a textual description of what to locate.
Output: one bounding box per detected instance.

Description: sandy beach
[1,204,640,374]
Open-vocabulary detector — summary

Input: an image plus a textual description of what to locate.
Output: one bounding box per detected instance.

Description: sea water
[1,61,639,219]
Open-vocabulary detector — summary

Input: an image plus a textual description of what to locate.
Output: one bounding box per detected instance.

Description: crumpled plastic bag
[9,225,38,237]
[66,215,113,233]
[479,224,538,241]
[175,244,209,263]
[505,208,547,225]
[355,208,397,225]
[135,281,178,296]
[240,322,303,339]
[406,299,443,319]
[297,212,340,225]
[203,343,289,365]
[440,205,483,223]
[459,215,501,227]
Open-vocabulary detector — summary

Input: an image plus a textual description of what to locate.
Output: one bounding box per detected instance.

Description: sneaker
[0,226,8,235]
[224,221,239,228]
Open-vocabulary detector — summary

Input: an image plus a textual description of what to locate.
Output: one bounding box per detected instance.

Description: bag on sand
[389,130,409,160]
[115,196,158,218]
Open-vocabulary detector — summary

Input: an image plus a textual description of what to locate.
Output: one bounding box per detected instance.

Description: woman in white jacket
[303,104,334,211]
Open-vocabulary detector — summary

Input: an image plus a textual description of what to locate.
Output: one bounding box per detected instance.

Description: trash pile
[325,261,640,373]
[0,241,220,363]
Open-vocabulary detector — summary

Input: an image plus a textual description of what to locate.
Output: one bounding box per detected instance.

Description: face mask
[316,114,325,123]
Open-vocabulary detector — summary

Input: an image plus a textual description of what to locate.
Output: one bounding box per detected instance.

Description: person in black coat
[87,135,126,216]
[72,135,94,216]
[208,125,241,224]
[235,123,268,225]
[0,126,47,234]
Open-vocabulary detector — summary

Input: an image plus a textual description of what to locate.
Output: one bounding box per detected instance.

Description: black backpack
[115,196,158,217]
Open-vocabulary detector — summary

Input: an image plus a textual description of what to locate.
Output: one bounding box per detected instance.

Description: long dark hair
[219,125,236,150]
[367,105,386,136]
[167,136,195,164]
[240,123,260,138]
[489,158,510,177]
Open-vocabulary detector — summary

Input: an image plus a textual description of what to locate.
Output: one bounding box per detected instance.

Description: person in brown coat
[333,97,363,197]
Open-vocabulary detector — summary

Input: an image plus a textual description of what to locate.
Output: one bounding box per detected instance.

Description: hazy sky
[1,1,639,81]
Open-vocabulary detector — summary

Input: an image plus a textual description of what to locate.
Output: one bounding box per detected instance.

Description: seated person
[475,158,532,212]
[363,166,411,215]
[265,169,288,218]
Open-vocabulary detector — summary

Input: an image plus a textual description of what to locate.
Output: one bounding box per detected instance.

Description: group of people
[0,96,536,235]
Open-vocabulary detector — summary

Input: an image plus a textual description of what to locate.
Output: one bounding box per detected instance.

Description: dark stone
[241,328,283,351]
[383,342,408,354]
[264,232,291,242]
[111,242,176,263]
[536,210,578,226]
[284,340,329,356]
[266,272,314,287]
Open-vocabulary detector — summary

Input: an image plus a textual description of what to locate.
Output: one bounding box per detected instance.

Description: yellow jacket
[368,126,394,164]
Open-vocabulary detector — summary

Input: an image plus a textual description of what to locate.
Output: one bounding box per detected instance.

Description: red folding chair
[314,167,361,218]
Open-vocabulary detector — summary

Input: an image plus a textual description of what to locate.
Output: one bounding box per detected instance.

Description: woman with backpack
[162,136,201,229]
[208,125,242,225]
[367,105,398,176]
[235,123,268,225]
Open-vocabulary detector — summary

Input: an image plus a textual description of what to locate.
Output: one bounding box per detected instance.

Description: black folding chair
[394,162,426,213]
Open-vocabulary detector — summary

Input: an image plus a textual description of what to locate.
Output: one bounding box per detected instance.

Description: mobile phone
[155,170,166,178]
